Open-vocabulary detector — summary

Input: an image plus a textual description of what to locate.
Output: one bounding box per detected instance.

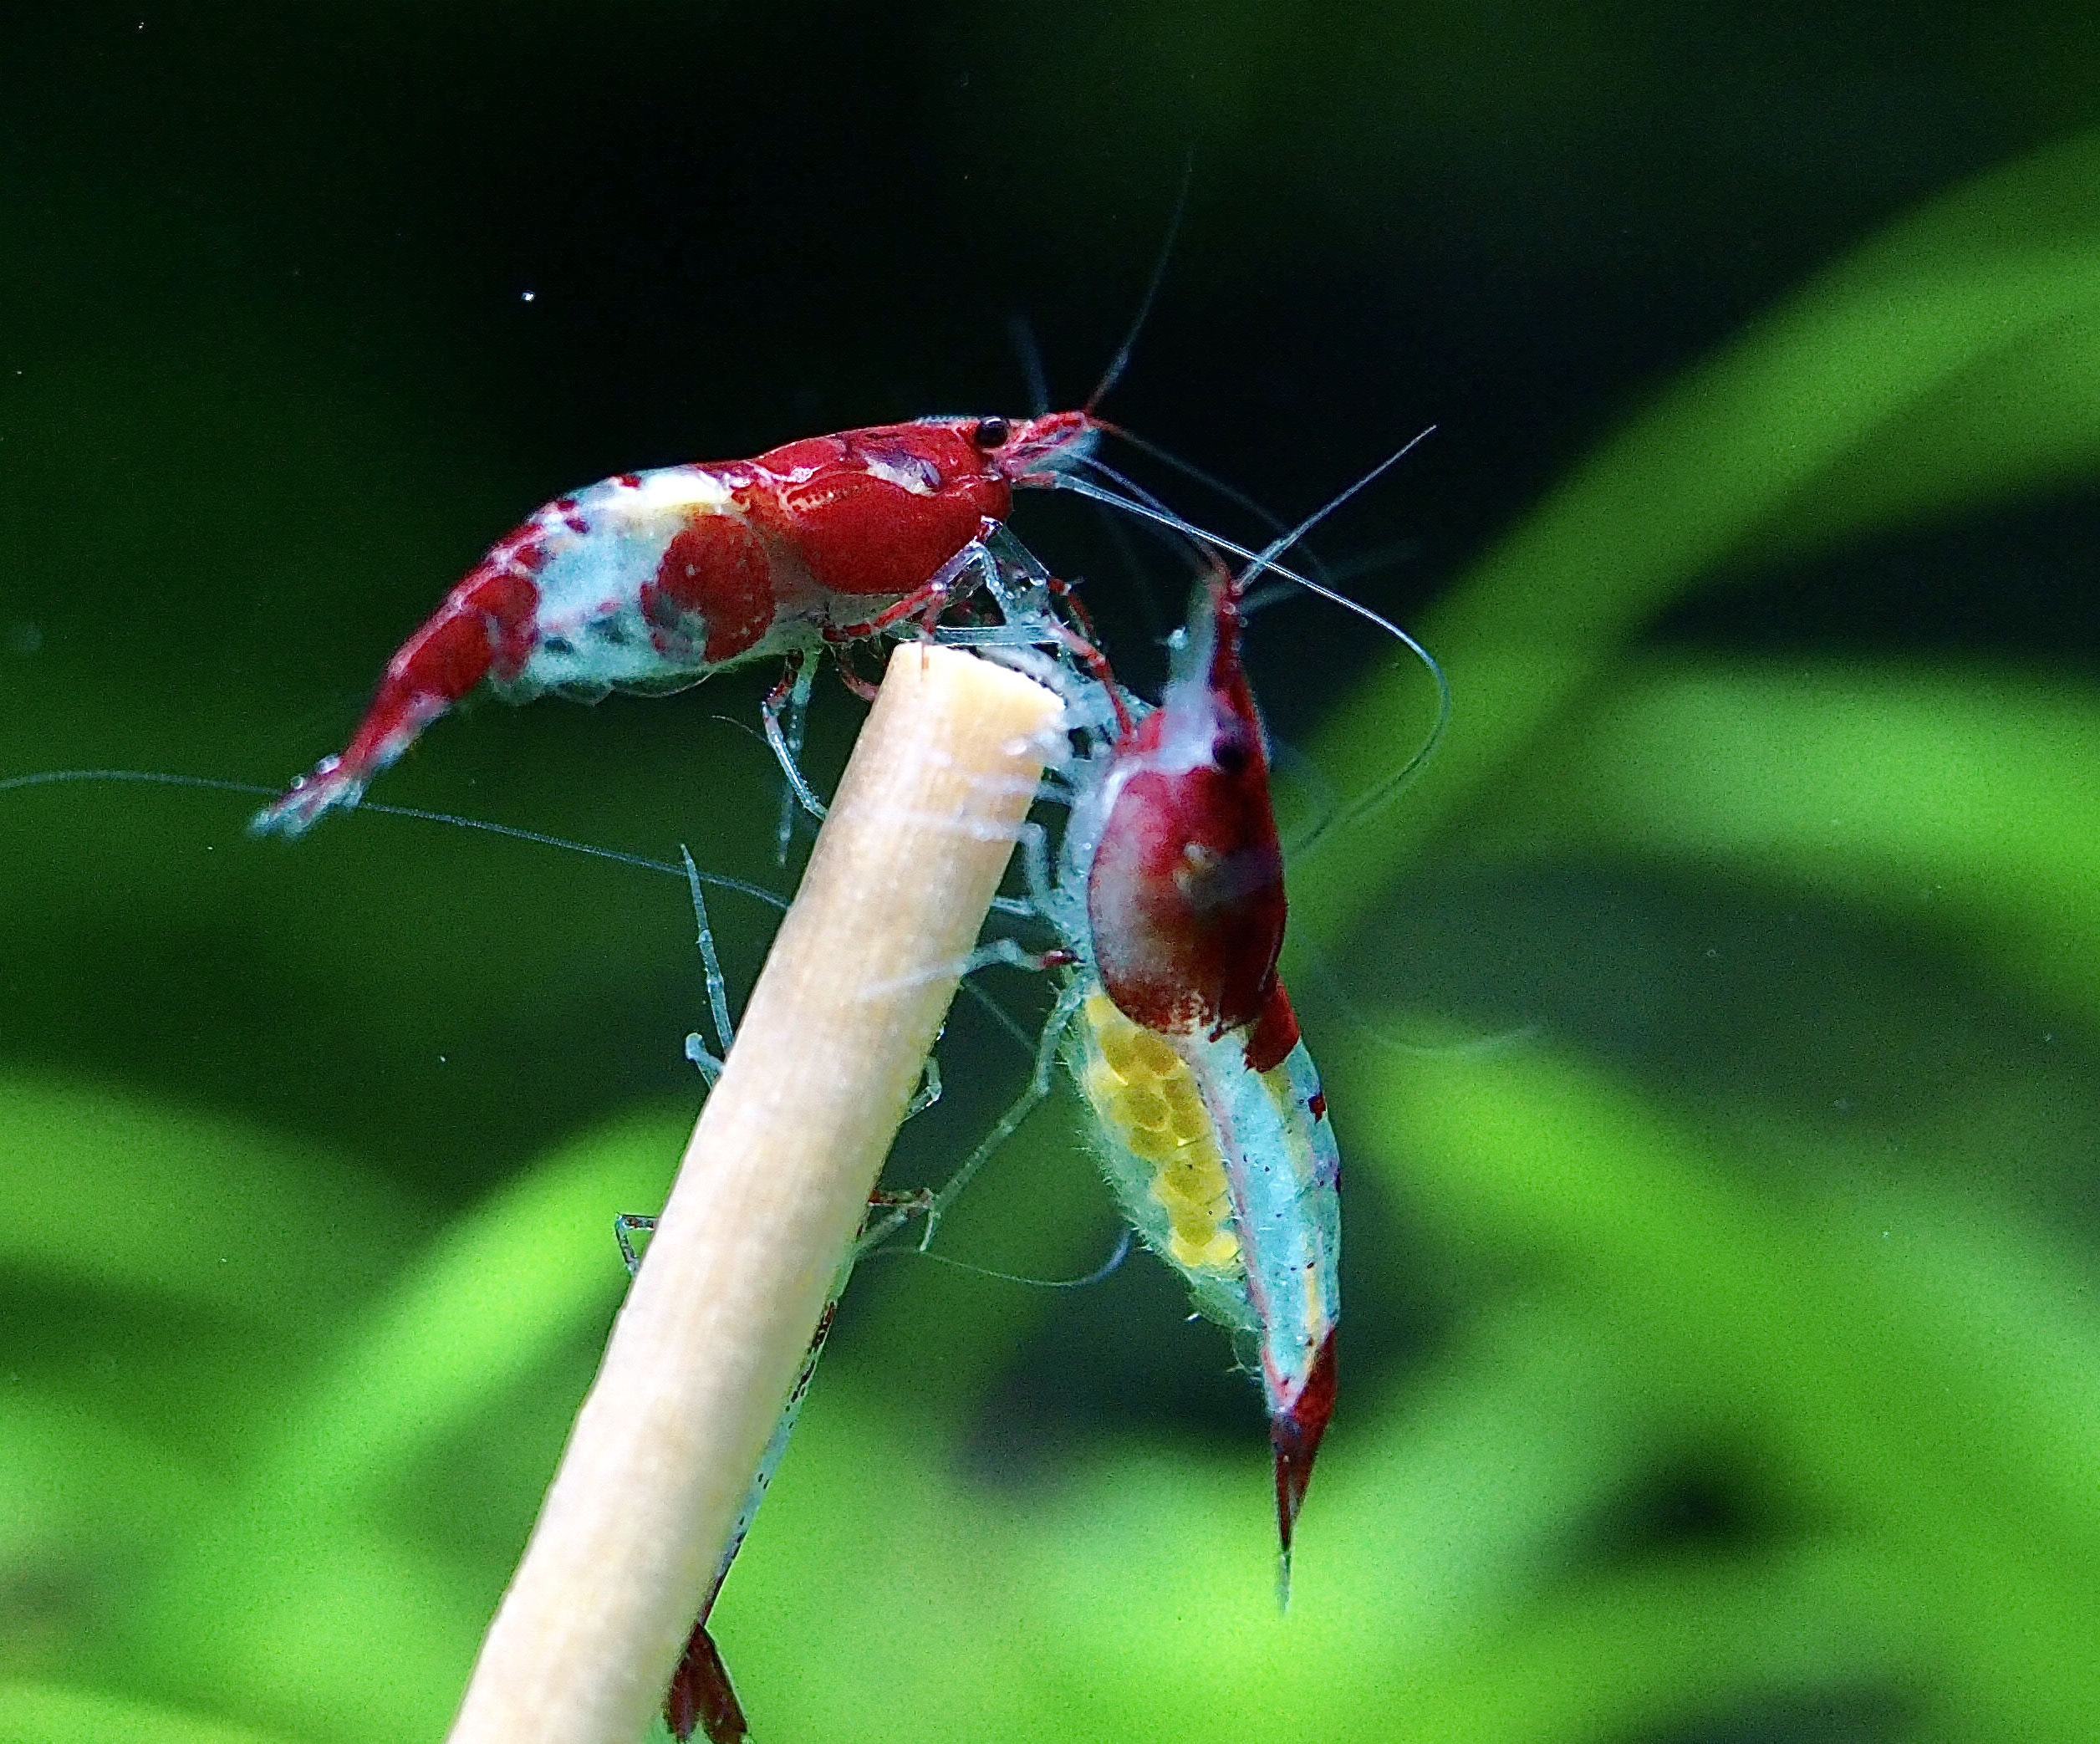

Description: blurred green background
[4,4,2100,1741]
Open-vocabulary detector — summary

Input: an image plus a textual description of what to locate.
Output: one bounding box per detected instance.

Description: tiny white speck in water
[521,290,536,303]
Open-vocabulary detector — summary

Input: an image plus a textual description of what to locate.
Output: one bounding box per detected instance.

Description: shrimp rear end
[247,466,811,836]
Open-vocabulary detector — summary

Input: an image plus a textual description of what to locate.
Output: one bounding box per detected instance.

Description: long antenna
[1007,311,1053,417]
[0,767,788,905]
[1098,425,1302,548]
[1241,426,1438,590]
[1047,430,1455,841]
[1049,426,1440,645]
[1084,152,1195,414]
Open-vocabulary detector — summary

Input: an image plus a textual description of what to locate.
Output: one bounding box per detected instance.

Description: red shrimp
[1070,558,1340,1587]
[1083,567,1284,1041]
[1063,420,1449,1583]
[247,412,1100,836]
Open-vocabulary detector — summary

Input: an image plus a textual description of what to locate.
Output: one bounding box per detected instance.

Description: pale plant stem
[445,645,1063,1744]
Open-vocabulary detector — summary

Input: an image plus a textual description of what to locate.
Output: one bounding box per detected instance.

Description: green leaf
[1298,123,2100,946]
[0,1682,298,1744]
[1478,656,2100,1016]
[0,1072,415,1331]
[1348,1038,2100,1739]
[255,1100,690,1509]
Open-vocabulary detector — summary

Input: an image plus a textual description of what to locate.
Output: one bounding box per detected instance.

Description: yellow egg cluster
[1081,992,1240,1272]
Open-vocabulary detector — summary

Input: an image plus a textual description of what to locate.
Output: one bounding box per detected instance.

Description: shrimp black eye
[971,416,1011,450]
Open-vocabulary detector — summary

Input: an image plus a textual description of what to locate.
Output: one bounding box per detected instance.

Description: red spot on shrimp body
[1244,982,1302,1076]
[400,598,497,699]
[645,512,777,665]
[1272,1328,1337,1570]
[456,567,540,681]
[756,422,1010,599]
[330,558,543,780]
[1088,578,1285,1038]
